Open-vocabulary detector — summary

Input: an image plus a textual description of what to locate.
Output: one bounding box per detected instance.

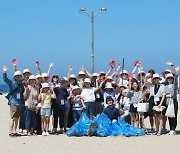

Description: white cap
[105,82,114,89]
[13,71,22,78]
[78,71,86,75]
[42,83,50,88]
[42,73,49,78]
[120,70,128,75]
[84,78,91,83]
[153,73,161,79]
[69,74,76,79]
[29,75,36,80]
[166,73,174,79]
[23,69,30,74]
[36,74,42,79]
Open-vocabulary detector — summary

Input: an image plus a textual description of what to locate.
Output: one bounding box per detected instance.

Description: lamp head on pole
[79,8,86,13]
[100,8,107,13]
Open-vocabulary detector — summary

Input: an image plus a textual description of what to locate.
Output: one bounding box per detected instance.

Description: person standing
[165,72,179,135]
[148,73,166,136]
[53,78,69,133]
[3,66,24,137]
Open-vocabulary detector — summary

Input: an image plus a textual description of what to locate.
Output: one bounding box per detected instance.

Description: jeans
[84,102,95,116]
[73,110,82,123]
[24,106,37,130]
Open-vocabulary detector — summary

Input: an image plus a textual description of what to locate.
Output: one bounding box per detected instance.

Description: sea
[0,84,9,94]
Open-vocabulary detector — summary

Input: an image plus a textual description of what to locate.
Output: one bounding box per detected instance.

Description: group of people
[2,60,180,137]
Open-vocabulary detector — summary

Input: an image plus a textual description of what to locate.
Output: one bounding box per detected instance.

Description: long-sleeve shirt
[3,73,24,105]
[128,90,142,107]
[103,106,120,121]
[165,75,178,105]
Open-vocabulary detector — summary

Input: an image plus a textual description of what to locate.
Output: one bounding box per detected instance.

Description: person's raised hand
[3,66,8,73]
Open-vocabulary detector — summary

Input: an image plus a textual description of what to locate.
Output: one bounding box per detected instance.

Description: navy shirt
[103,106,120,121]
[54,87,69,107]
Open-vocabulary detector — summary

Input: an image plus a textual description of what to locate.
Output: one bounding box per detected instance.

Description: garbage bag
[94,114,112,137]
[66,112,93,136]
[117,117,145,137]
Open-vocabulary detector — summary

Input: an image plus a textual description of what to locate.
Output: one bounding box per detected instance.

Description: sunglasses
[122,73,128,75]
[15,75,22,78]
[53,76,59,78]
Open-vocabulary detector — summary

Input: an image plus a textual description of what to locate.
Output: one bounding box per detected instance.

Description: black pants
[19,106,25,130]
[53,106,65,129]
[168,99,178,131]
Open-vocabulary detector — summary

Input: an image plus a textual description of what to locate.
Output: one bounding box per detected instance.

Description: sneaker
[46,132,50,136]
[19,129,23,134]
[42,132,46,136]
[168,130,176,135]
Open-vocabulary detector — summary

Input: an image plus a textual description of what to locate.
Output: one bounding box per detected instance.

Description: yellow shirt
[39,92,54,108]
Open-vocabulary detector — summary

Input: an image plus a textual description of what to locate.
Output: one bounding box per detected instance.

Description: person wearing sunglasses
[3,66,24,137]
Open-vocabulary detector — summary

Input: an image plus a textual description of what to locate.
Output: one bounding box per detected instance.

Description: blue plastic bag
[94,114,112,137]
[66,112,93,136]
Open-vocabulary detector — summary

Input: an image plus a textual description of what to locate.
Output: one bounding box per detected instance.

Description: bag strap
[9,84,21,96]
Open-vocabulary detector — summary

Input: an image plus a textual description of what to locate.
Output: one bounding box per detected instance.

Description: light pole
[80,8,107,74]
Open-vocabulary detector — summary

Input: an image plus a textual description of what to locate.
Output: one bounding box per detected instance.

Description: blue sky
[0,0,180,83]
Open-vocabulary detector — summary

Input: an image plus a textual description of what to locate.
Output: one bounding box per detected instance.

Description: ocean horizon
[0,84,9,93]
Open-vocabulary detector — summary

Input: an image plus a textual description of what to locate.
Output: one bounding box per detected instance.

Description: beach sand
[0,94,180,154]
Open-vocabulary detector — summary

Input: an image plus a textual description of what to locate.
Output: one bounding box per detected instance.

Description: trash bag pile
[66,112,145,137]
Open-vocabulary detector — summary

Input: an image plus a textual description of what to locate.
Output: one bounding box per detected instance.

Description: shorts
[84,102,95,116]
[10,104,22,118]
[65,101,70,111]
[41,108,51,117]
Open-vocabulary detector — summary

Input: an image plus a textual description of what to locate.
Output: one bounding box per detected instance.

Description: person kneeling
[103,96,120,122]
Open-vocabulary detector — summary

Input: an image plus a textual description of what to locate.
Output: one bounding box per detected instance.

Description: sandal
[14,133,22,137]
[9,133,17,137]
[156,132,162,136]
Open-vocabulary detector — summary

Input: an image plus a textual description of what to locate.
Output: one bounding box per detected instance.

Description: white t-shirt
[81,87,96,102]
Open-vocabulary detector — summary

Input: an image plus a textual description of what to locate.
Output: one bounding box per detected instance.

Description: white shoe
[168,130,176,135]
[42,132,46,136]
[46,132,50,136]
